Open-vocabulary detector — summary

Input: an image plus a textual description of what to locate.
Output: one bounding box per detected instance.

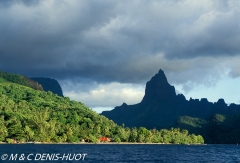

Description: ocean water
[0,144,240,163]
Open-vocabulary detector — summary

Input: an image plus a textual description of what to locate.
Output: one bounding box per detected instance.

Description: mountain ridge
[0,70,44,91]
[0,71,64,97]
[101,69,240,143]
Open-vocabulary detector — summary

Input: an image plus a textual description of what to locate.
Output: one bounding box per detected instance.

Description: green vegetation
[0,71,30,87]
[109,126,204,144]
[176,114,240,144]
[0,71,43,91]
[0,71,204,144]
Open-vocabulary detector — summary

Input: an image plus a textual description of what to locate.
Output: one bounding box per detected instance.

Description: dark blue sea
[0,144,240,163]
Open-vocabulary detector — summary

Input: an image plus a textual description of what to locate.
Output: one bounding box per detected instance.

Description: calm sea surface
[0,144,240,163]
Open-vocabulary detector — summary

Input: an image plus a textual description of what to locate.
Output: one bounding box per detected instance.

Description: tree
[197,135,204,144]
[129,127,138,142]
[7,118,25,141]
[24,126,34,142]
[190,134,198,144]
[0,116,8,141]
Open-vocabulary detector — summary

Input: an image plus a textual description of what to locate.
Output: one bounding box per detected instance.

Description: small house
[99,137,110,142]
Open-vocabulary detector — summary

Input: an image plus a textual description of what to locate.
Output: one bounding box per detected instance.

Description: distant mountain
[102,69,240,143]
[31,77,64,97]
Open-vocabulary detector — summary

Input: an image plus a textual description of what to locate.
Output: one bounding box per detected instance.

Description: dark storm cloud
[166,10,240,59]
[1,0,240,86]
[0,0,40,8]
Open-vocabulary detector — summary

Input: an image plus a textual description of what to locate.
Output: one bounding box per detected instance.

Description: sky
[1,0,240,113]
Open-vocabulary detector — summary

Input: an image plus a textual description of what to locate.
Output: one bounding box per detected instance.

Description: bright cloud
[61,82,145,108]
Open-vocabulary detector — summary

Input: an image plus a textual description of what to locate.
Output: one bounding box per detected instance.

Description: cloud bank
[1,0,240,109]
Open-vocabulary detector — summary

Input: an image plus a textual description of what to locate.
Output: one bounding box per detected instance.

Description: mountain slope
[0,79,117,142]
[0,71,43,91]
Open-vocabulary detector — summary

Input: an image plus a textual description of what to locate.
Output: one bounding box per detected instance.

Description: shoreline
[0,141,205,145]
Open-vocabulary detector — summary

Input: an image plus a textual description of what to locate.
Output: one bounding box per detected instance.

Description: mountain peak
[141,69,176,103]
[157,69,168,82]
[158,69,164,74]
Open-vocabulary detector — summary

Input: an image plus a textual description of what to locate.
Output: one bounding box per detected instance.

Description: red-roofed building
[99,137,110,142]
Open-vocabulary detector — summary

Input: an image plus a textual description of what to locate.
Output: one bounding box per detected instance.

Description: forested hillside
[0,71,43,91]
[0,71,203,144]
[175,114,240,144]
